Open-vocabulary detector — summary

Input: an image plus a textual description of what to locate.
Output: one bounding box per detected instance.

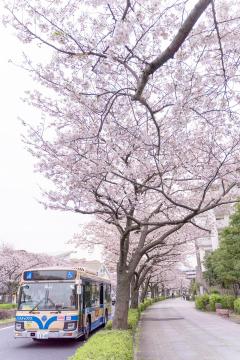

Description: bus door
[77,282,84,333]
[100,283,104,311]
[81,282,91,328]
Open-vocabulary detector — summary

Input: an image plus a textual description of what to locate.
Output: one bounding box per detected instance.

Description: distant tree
[204,203,240,295]
[0,244,56,301]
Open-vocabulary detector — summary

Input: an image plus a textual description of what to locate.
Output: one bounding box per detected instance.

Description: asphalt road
[137,298,240,360]
[0,325,83,360]
[0,306,115,360]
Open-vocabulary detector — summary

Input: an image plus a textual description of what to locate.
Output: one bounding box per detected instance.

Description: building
[194,204,234,293]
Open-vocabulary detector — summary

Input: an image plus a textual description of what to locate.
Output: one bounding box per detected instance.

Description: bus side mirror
[77,285,82,295]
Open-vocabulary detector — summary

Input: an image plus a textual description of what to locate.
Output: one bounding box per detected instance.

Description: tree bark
[140,277,150,303]
[112,270,130,329]
[150,285,154,299]
[131,288,139,308]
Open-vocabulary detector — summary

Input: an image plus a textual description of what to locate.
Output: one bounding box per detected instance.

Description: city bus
[15,266,111,340]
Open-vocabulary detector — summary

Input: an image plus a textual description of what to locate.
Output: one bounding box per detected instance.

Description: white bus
[15,266,111,340]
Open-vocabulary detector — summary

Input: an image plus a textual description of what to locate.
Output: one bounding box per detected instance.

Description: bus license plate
[36,332,49,339]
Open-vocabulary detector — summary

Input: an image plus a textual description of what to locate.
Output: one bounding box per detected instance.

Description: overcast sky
[0,21,93,256]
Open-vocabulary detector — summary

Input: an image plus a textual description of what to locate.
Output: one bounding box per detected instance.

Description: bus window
[91,283,99,307]
[105,284,111,303]
[18,283,77,311]
[100,284,104,306]
[84,282,91,308]
[70,286,77,307]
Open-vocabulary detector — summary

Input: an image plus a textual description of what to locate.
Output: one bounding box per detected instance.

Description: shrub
[106,309,140,331]
[234,298,240,314]
[220,295,235,310]
[127,309,140,331]
[105,320,112,330]
[210,289,220,295]
[143,299,152,308]
[138,302,146,312]
[70,330,133,360]
[0,303,16,309]
[195,294,209,310]
[209,294,222,311]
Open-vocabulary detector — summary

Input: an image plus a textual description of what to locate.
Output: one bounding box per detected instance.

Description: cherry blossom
[3,0,240,328]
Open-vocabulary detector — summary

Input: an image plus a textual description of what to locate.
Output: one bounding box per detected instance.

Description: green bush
[138,302,146,312]
[105,320,112,330]
[195,294,209,310]
[210,289,220,295]
[0,304,16,309]
[105,309,140,331]
[220,295,235,310]
[144,299,153,307]
[234,298,240,314]
[127,309,140,331]
[70,330,133,360]
[209,294,222,311]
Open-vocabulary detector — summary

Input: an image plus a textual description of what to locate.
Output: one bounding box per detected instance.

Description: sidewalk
[136,298,240,360]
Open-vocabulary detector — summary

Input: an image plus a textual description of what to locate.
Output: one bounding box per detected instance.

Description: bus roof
[23,266,111,283]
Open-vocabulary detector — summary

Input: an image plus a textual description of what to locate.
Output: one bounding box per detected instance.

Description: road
[137,298,240,360]
[0,306,114,360]
[0,324,83,360]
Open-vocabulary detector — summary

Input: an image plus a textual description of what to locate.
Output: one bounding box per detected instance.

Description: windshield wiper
[29,298,45,313]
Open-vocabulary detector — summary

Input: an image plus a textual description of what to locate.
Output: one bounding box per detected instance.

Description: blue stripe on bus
[90,317,104,331]
[16,316,44,329]
[16,315,79,329]
[44,316,58,329]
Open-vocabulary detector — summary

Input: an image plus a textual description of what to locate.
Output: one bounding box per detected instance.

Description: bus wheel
[84,317,91,340]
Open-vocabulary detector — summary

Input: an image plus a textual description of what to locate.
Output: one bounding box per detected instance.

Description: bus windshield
[18,282,77,311]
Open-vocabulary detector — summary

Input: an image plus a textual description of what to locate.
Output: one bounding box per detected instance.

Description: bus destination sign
[23,270,77,281]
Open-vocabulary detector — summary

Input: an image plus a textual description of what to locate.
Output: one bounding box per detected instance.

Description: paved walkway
[136,298,240,360]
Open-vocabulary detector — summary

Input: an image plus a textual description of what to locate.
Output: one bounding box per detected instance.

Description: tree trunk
[233,283,239,297]
[130,276,139,308]
[131,288,139,308]
[140,277,150,303]
[150,285,154,299]
[112,270,130,329]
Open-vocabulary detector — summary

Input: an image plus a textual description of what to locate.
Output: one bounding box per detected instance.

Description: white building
[194,204,234,292]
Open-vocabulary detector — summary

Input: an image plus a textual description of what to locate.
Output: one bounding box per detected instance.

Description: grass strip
[69,330,133,360]
[0,304,17,309]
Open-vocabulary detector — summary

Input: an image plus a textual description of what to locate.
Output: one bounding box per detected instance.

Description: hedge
[69,330,133,360]
[209,294,222,311]
[195,294,209,310]
[220,295,235,310]
[0,304,16,309]
[106,308,140,331]
[195,294,236,311]
[234,298,240,314]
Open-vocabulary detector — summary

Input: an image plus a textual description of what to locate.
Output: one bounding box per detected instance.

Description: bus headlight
[63,321,77,331]
[15,322,25,331]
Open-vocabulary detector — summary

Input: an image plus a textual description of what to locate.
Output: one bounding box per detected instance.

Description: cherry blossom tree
[0,244,56,301]
[72,219,196,308]
[4,0,240,328]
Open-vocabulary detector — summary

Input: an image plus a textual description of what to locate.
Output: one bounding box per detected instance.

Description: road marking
[0,325,14,331]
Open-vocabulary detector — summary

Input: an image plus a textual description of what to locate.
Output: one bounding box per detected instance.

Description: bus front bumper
[15,329,81,339]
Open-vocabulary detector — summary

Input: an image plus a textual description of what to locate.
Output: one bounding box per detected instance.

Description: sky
[0,20,94,257]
